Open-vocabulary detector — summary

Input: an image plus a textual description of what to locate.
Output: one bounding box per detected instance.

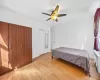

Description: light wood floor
[0,53,100,80]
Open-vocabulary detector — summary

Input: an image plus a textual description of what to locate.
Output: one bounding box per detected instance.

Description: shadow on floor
[0,66,12,76]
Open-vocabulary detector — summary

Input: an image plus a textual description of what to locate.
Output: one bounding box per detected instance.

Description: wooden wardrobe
[0,21,32,75]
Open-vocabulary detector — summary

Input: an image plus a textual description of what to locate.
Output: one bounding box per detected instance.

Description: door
[0,22,10,75]
[24,27,32,64]
[9,24,18,69]
[38,29,45,55]
[0,22,32,75]
[17,25,25,67]
[9,24,25,69]
[9,24,32,68]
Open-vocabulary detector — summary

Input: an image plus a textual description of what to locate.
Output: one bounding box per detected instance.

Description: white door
[38,29,45,55]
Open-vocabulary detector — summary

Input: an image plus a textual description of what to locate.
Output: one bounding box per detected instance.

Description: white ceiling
[0,0,100,24]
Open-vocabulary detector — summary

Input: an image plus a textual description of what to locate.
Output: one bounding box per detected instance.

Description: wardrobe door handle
[21,44,23,47]
[9,45,11,49]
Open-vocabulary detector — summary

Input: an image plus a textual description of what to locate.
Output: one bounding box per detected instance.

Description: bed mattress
[52,47,90,75]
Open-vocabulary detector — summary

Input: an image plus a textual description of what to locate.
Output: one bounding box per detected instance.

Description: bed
[52,47,90,75]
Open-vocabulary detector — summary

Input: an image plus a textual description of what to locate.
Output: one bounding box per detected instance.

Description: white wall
[53,12,94,58]
[0,8,51,58]
[0,7,95,58]
[32,24,51,58]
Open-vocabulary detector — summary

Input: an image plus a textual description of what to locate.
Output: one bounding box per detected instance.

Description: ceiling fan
[42,5,67,22]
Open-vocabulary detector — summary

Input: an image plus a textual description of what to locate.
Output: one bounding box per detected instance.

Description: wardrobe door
[0,22,10,75]
[9,24,26,68]
[24,27,32,64]
[16,26,32,67]
[9,24,18,69]
[17,25,25,67]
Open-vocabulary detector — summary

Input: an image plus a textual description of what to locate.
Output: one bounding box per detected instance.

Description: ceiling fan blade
[46,18,51,21]
[42,12,51,16]
[58,14,67,17]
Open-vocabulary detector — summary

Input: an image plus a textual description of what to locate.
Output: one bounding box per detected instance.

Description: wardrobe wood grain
[0,22,10,75]
[0,21,32,75]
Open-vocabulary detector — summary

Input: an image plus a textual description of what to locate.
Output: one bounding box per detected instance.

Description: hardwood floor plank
[0,53,99,80]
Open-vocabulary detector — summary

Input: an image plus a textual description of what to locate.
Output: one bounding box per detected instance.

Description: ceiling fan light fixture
[42,5,67,22]
[51,15,57,20]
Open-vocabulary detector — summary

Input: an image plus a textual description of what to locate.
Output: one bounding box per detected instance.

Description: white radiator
[94,50,100,73]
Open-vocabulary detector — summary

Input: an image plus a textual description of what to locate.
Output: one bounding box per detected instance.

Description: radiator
[94,50,100,73]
